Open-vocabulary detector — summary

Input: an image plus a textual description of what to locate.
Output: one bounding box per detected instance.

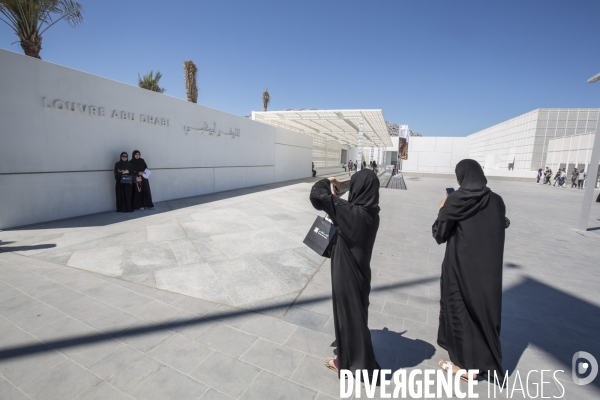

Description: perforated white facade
[469,108,599,177]
[546,132,600,187]
[312,136,342,168]
[547,132,596,171]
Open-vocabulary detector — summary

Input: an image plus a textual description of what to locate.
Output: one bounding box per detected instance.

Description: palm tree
[262,87,270,111]
[138,71,165,93]
[183,60,198,103]
[0,0,84,59]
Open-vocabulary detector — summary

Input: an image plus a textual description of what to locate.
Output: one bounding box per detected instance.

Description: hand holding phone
[329,178,350,196]
[336,180,351,196]
[445,188,455,196]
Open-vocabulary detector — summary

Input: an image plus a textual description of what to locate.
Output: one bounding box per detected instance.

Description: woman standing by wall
[114,152,133,213]
[131,150,155,210]
[433,159,507,381]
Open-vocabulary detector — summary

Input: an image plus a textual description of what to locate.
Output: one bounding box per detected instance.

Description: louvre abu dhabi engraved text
[42,97,170,126]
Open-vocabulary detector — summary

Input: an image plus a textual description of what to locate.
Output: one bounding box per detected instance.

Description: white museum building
[401,108,600,187]
[0,49,313,229]
[0,49,395,229]
[3,46,597,229]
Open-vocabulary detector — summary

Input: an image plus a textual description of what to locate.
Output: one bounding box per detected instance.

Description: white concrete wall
[0,49,312,229]
[348,147,359,165]
[401,137,470,174]
[547,133,596,168]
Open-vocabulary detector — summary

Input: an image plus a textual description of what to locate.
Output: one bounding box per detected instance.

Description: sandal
[324,358,338,373]
[438,359,477,382]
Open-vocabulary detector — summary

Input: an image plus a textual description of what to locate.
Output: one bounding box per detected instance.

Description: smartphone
[445,188,455,195]
[332,180,351,196]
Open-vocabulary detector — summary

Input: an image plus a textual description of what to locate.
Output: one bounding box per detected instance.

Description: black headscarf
[348,169,380,214]
[116,152,130,170]
[438,159,491,222]
[130,150,147,173]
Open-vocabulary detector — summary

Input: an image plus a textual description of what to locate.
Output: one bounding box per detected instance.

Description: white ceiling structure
[251,109,393,148]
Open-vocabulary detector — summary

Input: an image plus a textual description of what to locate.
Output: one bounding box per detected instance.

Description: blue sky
[1,0,599,136]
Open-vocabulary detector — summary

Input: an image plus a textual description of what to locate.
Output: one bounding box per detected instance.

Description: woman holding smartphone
[433,159,507,381]
[309,169,381,379]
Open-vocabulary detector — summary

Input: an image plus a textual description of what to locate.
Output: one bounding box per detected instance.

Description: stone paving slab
[0,176,599,399]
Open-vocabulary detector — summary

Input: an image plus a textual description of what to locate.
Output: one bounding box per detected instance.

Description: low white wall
[401,137,470,174]
[0,49,312,229]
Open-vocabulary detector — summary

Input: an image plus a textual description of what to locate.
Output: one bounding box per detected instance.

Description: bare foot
[438,359,477,381]
[323,358,338,373]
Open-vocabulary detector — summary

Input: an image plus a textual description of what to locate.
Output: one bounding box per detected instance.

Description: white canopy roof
[251,109,393,148]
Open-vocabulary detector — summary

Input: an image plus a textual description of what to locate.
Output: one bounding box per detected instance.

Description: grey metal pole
[356,118,364,170]
[577,128,600,231]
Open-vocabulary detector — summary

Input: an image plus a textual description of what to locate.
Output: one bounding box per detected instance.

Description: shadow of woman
[371,328,436,371]
[0,240,56,253]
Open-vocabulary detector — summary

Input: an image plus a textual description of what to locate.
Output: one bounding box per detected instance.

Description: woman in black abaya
[130,150,155,210]
[432,159,507,380]
[309,169,380,377]
[114,152,133,213]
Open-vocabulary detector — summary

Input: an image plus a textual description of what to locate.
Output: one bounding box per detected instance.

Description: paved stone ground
[0,175,599,399]
[0,178,332,315]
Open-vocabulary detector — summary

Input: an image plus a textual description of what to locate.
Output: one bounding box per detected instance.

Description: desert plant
[183,60,198,103]
[0,0,83,59]
[138,70,165,93]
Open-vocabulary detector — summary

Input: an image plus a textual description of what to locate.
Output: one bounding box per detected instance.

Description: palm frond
[0,0,84,58]
[138,70,166,93]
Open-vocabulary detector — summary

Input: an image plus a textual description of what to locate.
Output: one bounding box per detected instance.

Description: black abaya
[432,159,506,378]
[132,177,154,209]
[130,151,154,209]
[114,158,133,213]
[309,170,380,377]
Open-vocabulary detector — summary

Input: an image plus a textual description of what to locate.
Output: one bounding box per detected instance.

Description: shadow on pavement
[0,276,438,361]
[372,328,436,370]
[0,241,56,253]
[3,267,596,389]
[501,277,600,389]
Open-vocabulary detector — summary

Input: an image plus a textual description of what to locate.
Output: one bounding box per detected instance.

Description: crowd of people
[310,159,507,383]
[114,150,155,212]
[345,159,378,174]
[537,166,586,188]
